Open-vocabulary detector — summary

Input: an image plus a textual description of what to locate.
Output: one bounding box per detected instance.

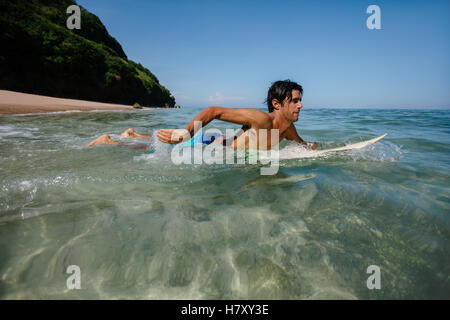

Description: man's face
[282,90,303,122]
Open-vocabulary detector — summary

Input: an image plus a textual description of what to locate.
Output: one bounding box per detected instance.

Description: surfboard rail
[275,133,388,160]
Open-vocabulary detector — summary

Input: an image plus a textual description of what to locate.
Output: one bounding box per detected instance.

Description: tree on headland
[0,0,176,108]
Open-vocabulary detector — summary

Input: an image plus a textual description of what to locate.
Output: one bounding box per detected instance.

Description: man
[156,80,318,150]
[88,80,317,151]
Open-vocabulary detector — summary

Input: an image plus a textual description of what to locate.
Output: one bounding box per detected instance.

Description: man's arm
[284,124,318,150]
[157,106,270,144]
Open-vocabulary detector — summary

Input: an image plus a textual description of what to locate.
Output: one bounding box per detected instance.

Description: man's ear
[272,99,281,110]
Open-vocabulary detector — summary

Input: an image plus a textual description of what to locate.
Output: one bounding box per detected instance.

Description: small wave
[12,109,132,116]
[346,140,403,162]
[12,110,83,116]
[0,125,35,139]
[0,175,79,223]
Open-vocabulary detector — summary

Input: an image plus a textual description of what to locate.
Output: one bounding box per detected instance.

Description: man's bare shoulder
[218,107,269,116]
[238,108,272,128]
[212,107,272,128]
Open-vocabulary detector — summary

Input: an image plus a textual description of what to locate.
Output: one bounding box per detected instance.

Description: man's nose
[298,102,303,109]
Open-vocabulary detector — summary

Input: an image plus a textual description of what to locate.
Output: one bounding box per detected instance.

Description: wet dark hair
[266,80,303,112]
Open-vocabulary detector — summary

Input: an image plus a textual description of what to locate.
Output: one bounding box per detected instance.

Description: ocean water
[0,107,448,299]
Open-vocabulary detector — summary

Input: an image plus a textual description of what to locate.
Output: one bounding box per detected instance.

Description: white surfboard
[262,133,387,160]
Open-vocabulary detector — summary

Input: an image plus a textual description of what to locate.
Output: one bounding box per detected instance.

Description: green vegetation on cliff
[0,0,175,107]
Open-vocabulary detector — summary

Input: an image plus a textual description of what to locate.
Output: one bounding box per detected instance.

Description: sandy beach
[0,90,135,114]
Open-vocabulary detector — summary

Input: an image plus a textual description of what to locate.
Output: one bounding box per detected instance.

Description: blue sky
[77,0,449,108]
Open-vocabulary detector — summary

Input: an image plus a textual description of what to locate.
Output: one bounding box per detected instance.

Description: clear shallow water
[0,108,449,299]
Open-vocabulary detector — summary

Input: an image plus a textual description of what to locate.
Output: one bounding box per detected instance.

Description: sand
[0,90,136,114]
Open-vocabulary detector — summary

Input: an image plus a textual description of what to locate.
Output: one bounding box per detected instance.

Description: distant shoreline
[0,90,135,115]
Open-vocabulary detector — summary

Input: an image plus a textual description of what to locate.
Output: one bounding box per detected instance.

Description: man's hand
[304,141,318,150]
[156,129,191,144]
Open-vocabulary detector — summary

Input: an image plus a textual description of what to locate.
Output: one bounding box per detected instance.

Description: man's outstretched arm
[156,107,270,144]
